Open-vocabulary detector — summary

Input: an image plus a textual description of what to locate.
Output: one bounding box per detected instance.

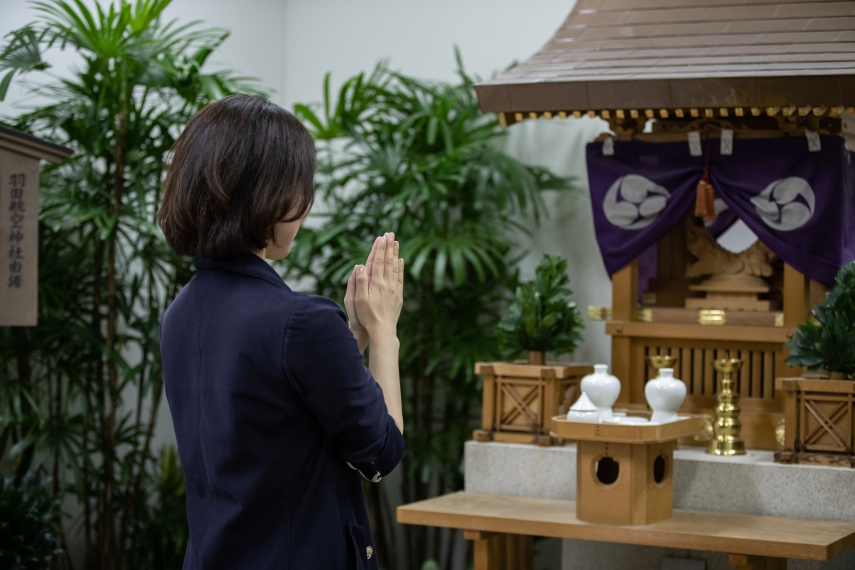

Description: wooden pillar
[782,263,810,328]
[464,530,533,570]
[780,263,811,379]
[777,379,798,453]
[612,260,639,321]
[476,363,496,435]
[728,553,787,570]
[611,260,638,402]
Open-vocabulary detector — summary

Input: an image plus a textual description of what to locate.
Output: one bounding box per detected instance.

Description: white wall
[279,0,569,107]
[1,0,612,366]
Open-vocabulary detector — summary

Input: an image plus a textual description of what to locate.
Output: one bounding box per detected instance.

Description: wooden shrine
[474,0,855,450]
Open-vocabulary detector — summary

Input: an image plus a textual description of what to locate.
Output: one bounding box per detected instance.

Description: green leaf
[786,261,855,376]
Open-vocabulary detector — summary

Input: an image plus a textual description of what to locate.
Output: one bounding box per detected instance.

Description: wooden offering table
[551,414,700,525]
[397,492,855,570]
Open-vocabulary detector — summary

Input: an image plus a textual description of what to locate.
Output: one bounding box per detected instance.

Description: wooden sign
[0,128,72,326]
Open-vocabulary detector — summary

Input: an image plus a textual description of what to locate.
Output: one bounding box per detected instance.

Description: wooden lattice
[474,362,592,446]
[776,378,855,467]
[496,379,544,432]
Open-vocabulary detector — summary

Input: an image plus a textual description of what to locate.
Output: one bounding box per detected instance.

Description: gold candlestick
[707,355,746,456]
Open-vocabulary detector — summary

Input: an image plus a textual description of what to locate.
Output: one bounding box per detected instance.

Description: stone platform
[464,441,855,570]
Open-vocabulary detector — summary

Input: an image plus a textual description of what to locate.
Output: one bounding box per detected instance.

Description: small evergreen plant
[786,261,855,377]
[497,254,584,360]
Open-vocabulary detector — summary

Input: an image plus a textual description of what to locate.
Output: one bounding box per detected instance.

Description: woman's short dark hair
[158,94,316,257]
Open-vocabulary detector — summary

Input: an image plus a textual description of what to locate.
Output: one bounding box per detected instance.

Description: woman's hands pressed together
[343,232,405,434]
[345,232,404,350]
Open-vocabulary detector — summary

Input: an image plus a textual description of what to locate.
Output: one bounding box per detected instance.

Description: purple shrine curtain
[586,136,855,287]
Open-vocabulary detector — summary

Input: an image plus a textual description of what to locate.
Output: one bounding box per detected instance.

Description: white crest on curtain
[603,174,670,230]
[750,177,815,231]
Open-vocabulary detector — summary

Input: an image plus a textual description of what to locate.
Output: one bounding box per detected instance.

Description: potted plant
[475,255,591,445]
[785,261,855,378]
[776,261,855,466]
[497,254,585,365]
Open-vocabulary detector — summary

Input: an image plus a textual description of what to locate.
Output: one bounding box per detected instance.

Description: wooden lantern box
[552,415,700,525]
[474,362,592,446]
[775,377,855,467]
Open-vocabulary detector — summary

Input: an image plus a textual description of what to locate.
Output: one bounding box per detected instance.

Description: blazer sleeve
[282,295,404,480]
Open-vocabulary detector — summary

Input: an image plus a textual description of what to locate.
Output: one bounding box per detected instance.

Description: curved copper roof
[475,0,855,124]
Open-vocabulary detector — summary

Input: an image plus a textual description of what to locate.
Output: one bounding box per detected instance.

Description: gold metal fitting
[698,310,726,326]
[775,418,786,448]
[587,306,612,321]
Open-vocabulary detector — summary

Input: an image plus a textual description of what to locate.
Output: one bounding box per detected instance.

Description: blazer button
[366,546,374,560]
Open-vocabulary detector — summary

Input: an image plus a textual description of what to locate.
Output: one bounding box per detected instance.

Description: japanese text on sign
[8,173,25,288]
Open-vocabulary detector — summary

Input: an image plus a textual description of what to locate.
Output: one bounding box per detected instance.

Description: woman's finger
[372,236,387,281]
[365,236,380,280]
[345,264,357,304]
[384,234,397,274]
[397,258,404,286]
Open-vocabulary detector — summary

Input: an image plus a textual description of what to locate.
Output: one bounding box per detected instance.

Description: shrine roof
[475,0,855,125]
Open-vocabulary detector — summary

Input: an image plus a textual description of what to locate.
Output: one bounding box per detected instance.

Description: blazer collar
[195,253,290,290]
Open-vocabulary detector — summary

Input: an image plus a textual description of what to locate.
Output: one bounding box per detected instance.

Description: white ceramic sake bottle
[645,367,687,423]
[580,364,621,422]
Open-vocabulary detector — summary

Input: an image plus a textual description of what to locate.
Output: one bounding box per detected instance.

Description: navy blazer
[161,253,405,569]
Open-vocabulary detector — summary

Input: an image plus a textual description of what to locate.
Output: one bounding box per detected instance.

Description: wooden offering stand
[474,362,592,446]
[552,414,700,525]
[775,377,855,467]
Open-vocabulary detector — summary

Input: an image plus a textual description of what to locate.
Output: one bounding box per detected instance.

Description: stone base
[464,441,855,569]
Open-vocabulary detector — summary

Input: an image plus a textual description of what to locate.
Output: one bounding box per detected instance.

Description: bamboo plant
[0,1,260,567]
